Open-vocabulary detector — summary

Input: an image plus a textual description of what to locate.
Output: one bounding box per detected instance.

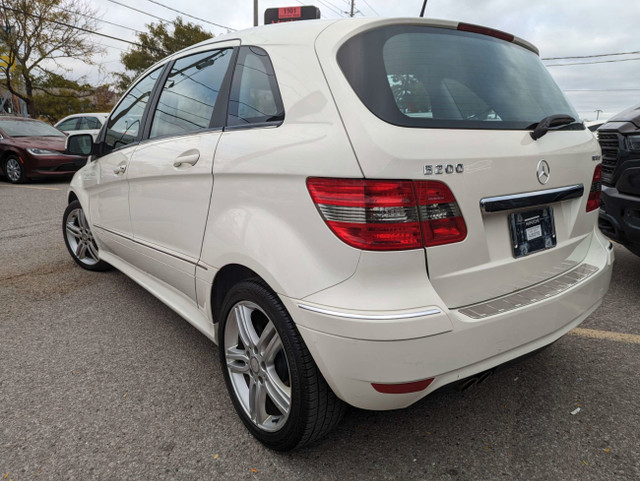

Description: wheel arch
[210,263,274,323]
[68,191,79,204]
[0,150,21,171]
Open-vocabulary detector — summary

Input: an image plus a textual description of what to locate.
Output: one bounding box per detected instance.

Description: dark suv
[598,104,640,256]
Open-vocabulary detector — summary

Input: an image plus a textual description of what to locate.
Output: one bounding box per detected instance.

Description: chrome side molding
[297,304,441,320]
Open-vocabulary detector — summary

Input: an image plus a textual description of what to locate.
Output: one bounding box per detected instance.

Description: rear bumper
[599,184,640,247]
[281,228,613,410]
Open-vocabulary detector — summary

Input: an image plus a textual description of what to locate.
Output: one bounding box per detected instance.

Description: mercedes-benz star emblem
[537,159,551,185]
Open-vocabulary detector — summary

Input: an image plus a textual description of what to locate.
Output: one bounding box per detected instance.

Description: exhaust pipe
[457,369,494,391]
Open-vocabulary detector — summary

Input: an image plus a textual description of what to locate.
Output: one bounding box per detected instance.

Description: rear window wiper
[527,114,577,140]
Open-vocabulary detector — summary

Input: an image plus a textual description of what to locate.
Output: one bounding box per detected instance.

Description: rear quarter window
[227,46,284,127]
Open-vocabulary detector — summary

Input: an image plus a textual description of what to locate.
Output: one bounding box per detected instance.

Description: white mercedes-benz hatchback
[63,18,613,450]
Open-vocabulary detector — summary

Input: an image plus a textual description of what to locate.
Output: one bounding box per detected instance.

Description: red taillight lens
[306,178,422,250]
[586,164,602,212]
[307,178,467,251]
[415,181,467,247]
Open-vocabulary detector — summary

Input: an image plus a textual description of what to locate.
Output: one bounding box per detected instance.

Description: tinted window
[56,118,79,131]
[0,119,65,137]
[338,26,579,130]
[105,68,161,149]
[149,49,232,138]
[227,46,284,126]
[78,116,102,130]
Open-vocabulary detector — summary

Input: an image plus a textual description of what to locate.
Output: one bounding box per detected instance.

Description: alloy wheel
[6,157,22,183]
[224,301,292,432]
[65,207,100,266]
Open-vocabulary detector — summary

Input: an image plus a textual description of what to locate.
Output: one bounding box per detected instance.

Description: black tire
[4,155,27,184]
[218,279,346,451]
[62,200,111,271]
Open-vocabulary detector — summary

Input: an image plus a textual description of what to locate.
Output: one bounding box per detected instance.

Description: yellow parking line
[1,184,61,191]
[570,327,640,345]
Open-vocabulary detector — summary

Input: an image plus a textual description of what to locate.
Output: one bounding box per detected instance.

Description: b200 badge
[424,164,464,175]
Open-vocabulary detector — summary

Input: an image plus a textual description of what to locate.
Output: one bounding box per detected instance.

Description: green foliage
[117,17,212,92]
[31,73,115,123]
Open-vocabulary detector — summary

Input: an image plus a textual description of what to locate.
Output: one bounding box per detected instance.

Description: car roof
[58,113,108,120]
[170,17,537,59]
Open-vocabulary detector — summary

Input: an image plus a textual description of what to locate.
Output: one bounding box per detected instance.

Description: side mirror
[66,133,94,156]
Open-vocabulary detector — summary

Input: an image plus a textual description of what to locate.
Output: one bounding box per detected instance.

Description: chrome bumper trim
[297,304,441,320]
[459,263,599,319]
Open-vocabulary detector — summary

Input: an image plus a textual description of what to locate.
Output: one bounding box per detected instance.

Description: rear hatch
[316,19,602,308]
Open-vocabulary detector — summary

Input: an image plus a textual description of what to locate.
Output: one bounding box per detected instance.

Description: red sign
[279,7,301,19]
[264,6,321,24]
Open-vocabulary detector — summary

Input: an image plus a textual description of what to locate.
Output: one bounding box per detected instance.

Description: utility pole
[253,0,258,26]
[594,109,603,120]
[350,0,355,17]
[420,0,428,17]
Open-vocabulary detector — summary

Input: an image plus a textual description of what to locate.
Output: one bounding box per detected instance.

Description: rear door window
[78,116,102,130]
[149,49,233,139]
[56,118,79,131]
[337,25,579,130]
[227,46,284,127]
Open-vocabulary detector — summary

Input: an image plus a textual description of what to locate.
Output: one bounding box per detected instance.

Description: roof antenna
[420,0,428,17]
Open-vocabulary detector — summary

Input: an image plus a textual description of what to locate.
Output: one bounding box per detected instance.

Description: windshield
[0,119,65,137]
[337,25,579,130]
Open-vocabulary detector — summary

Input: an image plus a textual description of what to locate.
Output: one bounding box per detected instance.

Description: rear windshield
[337,25,579,130]
[0,119,65,137]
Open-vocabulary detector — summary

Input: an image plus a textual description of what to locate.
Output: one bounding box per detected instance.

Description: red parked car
[0,117,87,184]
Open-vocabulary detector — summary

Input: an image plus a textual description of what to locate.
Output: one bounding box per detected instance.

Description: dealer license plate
[508,206,556,258]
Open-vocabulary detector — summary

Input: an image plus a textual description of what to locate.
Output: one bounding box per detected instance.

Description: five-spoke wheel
[225,301,292,432]
[62,200,110,271]
[219,280,345,451]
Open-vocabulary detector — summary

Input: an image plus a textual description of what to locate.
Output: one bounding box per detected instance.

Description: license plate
[509,206,556,258]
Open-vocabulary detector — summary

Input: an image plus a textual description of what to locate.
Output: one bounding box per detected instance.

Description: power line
[143,0,235,31]
[316,0,346,17]
[3,5,168,54]
[543,50,640,61]
[58,7,145,35]
[546,57,640,67]
[105,0,171,24]
[361,0,379,16]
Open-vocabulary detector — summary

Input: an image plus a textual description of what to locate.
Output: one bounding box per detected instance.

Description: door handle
[173,151,200,168]
[113,164,126,175]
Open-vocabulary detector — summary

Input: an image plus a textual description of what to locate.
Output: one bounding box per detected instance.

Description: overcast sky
[65,0,640,121]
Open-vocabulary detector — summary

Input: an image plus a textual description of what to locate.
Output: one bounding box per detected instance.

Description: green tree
[31,73,92,123]
[0,0,102,117]
[117,17,213,92]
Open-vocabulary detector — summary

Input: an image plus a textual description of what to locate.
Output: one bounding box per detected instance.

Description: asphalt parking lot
[1,180,639,481]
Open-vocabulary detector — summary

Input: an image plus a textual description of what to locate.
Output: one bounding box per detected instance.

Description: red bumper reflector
[371,378,434,394]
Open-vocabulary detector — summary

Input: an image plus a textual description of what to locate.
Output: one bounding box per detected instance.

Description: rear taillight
[415,181,467,247]
[586,164,602,212]
[307,178,467,251]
